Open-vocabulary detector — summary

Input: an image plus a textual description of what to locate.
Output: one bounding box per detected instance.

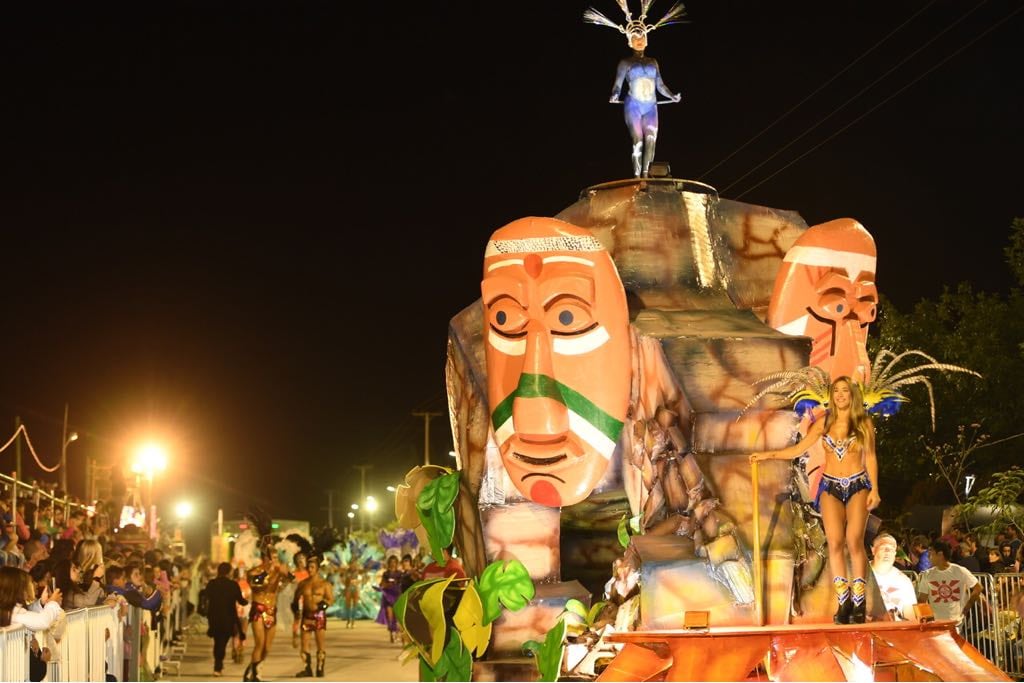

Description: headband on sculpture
[583,0,688,41]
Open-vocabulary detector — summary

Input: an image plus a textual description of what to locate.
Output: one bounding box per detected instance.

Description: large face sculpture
[482,217,631,507]
[768,218,878,383]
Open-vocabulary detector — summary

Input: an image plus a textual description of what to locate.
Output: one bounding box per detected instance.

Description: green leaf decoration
[563,599,588,620]
[616,515,630,549]
[477,559,536,625]
[523,619,566,682]
[586,601,608,627]
[417,471,461,559]
[452,581,492,658]
[432,629,473,682]
[422,575,457,666]
[420,656,438,682]
[396,578,448,663]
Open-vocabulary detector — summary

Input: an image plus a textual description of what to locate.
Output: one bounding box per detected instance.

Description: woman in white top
[0,565,65,630]
[0,565,66,680]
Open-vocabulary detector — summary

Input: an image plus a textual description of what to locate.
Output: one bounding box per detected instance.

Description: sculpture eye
[816,291,853,320]
[489,303,527,336]
[547,300,594,335]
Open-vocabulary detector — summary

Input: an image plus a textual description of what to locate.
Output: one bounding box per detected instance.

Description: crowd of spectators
[883,525,1023,576]
[0,491,195,681]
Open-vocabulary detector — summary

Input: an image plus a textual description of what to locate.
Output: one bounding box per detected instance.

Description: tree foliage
[871,218,1024,507]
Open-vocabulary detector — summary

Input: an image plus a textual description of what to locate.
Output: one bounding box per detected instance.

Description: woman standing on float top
[750,376,880,624]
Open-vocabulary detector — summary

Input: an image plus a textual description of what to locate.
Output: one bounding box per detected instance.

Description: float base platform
[598,620,1008,682]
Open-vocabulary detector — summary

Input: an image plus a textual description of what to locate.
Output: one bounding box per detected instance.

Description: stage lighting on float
[683,610,710,630]
[913,603,935,623]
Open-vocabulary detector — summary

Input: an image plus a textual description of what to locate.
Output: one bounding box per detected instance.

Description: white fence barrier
[57,608,90,682]
[0,625,30,683]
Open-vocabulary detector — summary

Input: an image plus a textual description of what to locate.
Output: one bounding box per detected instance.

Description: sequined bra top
[822,433,858,462]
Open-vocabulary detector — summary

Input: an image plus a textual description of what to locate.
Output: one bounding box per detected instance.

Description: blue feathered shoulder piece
[741,349,981,430]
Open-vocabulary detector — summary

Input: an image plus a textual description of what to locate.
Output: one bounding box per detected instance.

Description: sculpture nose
[832,320,868,382]
[513,322,569,441]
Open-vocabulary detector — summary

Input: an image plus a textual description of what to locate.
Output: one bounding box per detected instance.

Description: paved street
[173,619,417,682]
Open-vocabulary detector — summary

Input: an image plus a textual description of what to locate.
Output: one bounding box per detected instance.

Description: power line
[733,3,1024,201]
[701,0,939,179]
[721,0,992,196]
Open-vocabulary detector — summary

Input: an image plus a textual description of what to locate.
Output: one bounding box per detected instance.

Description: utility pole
[352,465,373,531]
[327,490,334,528]
[412,411,442,466]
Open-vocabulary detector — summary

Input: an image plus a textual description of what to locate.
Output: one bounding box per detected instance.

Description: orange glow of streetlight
[132,442,168,476]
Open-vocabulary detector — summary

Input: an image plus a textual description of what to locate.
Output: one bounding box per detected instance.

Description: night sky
[3,1,1021,546]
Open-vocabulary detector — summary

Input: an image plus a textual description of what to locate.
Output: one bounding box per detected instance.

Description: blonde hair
[74,539,104,582]
[823,376,872,445]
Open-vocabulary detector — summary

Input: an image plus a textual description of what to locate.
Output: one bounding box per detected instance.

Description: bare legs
[245,621,276,681]
[624,101,660,177]
[345,591,358,628]
[821,489,870,623]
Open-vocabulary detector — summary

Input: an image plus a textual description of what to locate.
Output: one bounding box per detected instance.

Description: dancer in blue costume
[751,377,880,625]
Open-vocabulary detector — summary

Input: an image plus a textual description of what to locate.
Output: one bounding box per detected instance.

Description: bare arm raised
[748,419,824,463]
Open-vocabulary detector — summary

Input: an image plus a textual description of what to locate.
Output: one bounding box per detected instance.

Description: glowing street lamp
[365,495,379,530]
[386,485,396,493]
[174,501,193,519]
[131,442,168,540]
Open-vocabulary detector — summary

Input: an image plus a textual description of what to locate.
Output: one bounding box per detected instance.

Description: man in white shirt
[871,533,917,620]
[916,539,981,632]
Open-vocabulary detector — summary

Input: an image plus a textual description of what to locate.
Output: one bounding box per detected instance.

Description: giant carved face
[482,217,631,507]
[768,218,878,383]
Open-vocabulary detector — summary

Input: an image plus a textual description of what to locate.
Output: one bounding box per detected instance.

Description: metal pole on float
[751,460,764,626]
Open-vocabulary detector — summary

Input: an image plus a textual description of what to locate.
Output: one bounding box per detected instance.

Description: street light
[174,501,193,556]
[132,443,168,540]
[60,430,79,498]
[386,485,396,492]
[347,511,355,536]
[365,495,379,531]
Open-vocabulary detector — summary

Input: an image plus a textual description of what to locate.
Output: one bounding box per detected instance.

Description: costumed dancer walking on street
[292,530,337,678]
[242,507,292,682]
[374,555,403,643]
[750,376,880,624]
[343,558,362,629]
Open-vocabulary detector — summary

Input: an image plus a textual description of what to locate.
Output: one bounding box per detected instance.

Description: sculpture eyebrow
[481,277,526,307]
[539,275,595,309]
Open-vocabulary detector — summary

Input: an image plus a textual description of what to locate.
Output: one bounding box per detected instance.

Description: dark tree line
[870,218,1024,511]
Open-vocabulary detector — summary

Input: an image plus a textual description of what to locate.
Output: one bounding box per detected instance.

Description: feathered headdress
[584,0,688,43]
[862,349,982,429]
[741,349,981,429]
[311,527,341,560]
[378,528,408,560]
[285,533,313,559]
[243,505,274,546]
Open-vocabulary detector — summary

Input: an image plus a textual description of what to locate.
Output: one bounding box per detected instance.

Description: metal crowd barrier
[939,572,1024,678]
[0,625,30,682]
[57,608,91,681]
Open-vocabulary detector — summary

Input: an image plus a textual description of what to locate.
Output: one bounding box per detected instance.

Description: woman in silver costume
[585,0,686,177]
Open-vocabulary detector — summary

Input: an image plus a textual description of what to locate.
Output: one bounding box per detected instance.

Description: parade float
[393,2,1003,680]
